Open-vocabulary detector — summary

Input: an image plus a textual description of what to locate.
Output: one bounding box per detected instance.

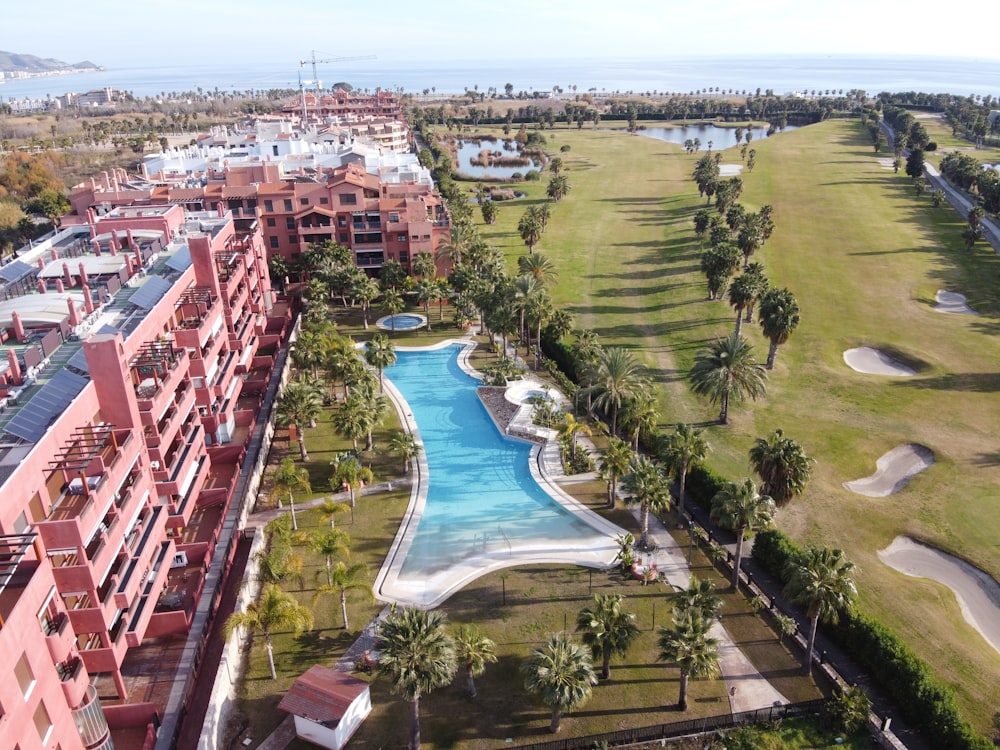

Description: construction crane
[298,50,376,124]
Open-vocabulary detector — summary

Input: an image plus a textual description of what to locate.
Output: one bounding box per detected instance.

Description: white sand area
[879,536,1000,655]
[718,163,744,177]
[843,443,934,497]
[934,290,978,315]
[843,347,916,376]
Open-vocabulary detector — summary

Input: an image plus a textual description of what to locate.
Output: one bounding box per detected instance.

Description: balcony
[131,340,187,411]
[71,685,112,748]
[126,540,173,647]
[57,655,88,706]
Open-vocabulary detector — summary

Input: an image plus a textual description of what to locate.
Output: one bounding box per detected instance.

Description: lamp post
[686,517,695,564]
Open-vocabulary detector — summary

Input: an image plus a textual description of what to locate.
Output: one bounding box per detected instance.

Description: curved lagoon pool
[376,344,620,606]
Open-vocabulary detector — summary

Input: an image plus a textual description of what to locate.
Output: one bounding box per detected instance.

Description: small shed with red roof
[277,665,372,749]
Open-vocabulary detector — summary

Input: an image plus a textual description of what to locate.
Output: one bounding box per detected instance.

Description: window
[266,218,275,227]
[339,193,357,206]
[272,145,279,156]
[288,235,298,246]
[38,590,62,636]
[339,233,349,244]
[268,236,279,249]
[337,216,347,227]
[264,200,273,212]
[15,653,35,700]
[397,234,407,243]
[13,511,28,533]
[300,198,309,206]
[283,199,293,212]
[399,251,409,263]
[320,197,329,205]
[33,701,53,744]
[389,213,400,223]
[285,217,295,230]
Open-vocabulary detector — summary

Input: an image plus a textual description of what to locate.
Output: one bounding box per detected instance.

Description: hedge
[750,531,991,749]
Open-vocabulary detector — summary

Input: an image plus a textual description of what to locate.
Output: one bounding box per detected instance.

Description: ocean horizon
[3,54,999,102]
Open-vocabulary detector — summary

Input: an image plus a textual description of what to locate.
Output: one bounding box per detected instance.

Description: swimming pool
[376,313,426,331]
[374,342,622,607]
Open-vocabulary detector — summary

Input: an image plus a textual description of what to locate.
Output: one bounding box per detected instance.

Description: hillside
[0,50,100,73]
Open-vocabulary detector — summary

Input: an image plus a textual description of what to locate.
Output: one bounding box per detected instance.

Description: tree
[905,148,925,179]
[329,452,373,512]
[271,458,311,530]
[517,252,558,285]
[558,412,591,456]
[312,561,369,630]
[522,633,597,733]
[710,478,776,591]
[576,593,640,679]
[546,175,571,201]
[621,455,671,549]
[275,379,323,461]
[319,498,350,529]
[620,391,659,452]
[598,436,633,509]
[381,287,405,331]
[587,347,649,436]
[364,333,396,391]
[826,685,871,735]
[517,211,542,251]
[700,242,740,300]
[223,584,313,680]
[377,608,457,750]
[388,430,422,474]
[668,576,722,620]
[415,279,441,331]
[660,423,710,523]
[332,397,368,452]
[656,609,721,710]
[307,528,350,586]
[727,273,757,336]
[784,546,857,675]
[352,274,381,330]
[749,429,814,504]
[411,251,437,281]
[758,287,800,370]
[548,156,564,175]
[688,333,767,424]
[453,624,498,698]
[480,198,498,225]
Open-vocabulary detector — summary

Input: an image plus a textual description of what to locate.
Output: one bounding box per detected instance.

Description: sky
[4,0,999,67]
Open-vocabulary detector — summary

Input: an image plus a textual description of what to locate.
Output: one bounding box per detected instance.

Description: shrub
[524,169,540,181]
[752,529,800,582]
[685,464,728,511]
[560,144,571,152]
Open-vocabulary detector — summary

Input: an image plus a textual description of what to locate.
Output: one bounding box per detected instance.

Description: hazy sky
[5,0,999,67]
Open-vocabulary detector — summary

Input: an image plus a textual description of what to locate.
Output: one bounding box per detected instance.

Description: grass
[455,119,1000,731]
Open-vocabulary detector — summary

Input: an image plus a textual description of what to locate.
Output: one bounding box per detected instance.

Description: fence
[509,699,827,749]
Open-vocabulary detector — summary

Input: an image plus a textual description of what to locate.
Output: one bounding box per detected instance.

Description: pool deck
[371,338,625,609]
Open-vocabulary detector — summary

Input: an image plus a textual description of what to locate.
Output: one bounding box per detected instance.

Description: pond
[633,123,799,150]
[453,138,542,179]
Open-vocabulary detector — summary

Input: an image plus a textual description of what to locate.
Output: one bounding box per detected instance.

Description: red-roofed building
[278,665,372,750]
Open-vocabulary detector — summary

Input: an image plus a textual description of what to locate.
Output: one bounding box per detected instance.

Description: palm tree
[784,547,857,675]
[656,609,721,710]
[512,274,544,352]
[381,287,406,332]
[332,397,368,452]
[415,278,440,331]
[620,391,660,452]
[329,452,373,513]
[727,273,757,336]
[312,561,369,630]
[275,379,323,461]
[668,576,722,619]
[517,252,558,285]
[453,624,498,698]
[364,333,396,392]
[758,287,800,370]
[353,375,390,451]
[307,528,350,586]
[546,174,571,201]
[377,608,457,750]
[223,584,313,680]
[587,347,649,436]
[741,261,768,322]
[352,274,381,330]
[598,436,633,509]
[436,223,474,268]
[688,333,767,425]
[522,633,598,733]
[272,458,310,530]
[388,430,422,474]
[749,429,814,504]
[621,455,671,549]
[558,413,591,456]
[575,593,640,680]
[319,498,350,529]
[660,423,710,523]
[517,211,542,251]
[710,478,776,591]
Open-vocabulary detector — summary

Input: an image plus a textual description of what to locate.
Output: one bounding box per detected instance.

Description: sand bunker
[879,536,1000,655]
[934,290,978,315]
[718,164,744,177]
[843,347,916,376]
[843,443,934,497]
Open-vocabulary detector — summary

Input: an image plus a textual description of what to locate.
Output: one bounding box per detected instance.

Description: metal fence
[508,699,827,749]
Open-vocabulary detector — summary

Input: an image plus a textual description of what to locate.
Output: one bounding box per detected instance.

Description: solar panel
[66,346,90,374]
[5,369,89,442]
[165,246,191,272]
[96,324,120,336]
[0,260,35,283]
[129,276,173,310]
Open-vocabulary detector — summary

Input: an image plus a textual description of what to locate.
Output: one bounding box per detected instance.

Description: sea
[2,54,1000,102]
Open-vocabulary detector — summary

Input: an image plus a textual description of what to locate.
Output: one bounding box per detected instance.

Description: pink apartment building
[0,203,286,749]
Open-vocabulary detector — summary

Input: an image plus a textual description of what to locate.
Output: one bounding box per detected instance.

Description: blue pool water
[385,345,607,578]
[381,313,425,330]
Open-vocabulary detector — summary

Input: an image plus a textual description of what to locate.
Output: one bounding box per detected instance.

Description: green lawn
[458,119,1000,731]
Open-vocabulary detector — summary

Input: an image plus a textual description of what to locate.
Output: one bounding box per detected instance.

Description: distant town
[0,48,103,81]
